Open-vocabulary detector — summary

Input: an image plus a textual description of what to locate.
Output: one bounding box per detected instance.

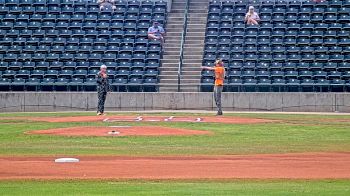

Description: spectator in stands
[245,6,260,25]
[96,65,110,116]
[201,59,225,116]
[97,0,116,12]
[148,21,166,44]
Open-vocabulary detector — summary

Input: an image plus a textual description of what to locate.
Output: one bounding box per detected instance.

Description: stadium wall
[0,92,350,112]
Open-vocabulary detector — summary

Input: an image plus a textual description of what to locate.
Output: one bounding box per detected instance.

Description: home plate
[54,158,80,163]
[108,130,120,135]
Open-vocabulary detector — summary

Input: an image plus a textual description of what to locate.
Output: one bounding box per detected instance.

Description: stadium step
[161,63,179,68]
[163,46,181,51]
[159,0,208,92]
[163,50,181,55]
[160,75,179,80]
[167,13,186,18]
[186,24,207,28]
[176,0,209,91]
[179,78,201,84]
[160,71,179,75]
[162,59,180,64]
[166,36,183,41]
[182,67,203,71]
[159,79,179,84]
[183,59,203,63]
[186,28,206,33]
[160,67,178,72]
[172,9,187,13]
[159,2,184,92]
[161,75,201,80]
[181,75,202,80]
[162,54,180,59]
[159,85,200,92]
[183,43,205,47]
[181,71,201,75]
[186,32,206,36]
[182,51,203,56]
[188,13,208,17]
[188,9,208,13]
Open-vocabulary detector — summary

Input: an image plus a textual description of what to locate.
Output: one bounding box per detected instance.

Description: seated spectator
[97,0,116,12]
[148,21,165,44]
[245,6,260,25]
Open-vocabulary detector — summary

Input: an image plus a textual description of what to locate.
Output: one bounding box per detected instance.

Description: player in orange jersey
[202,59,225,115]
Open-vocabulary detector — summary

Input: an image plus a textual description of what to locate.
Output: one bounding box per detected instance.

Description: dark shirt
[96,71,109,92]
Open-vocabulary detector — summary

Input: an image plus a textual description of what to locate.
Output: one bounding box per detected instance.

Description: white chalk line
[103,116,203,123]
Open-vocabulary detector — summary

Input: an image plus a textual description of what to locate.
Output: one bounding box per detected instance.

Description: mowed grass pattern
[0,112,349,155]
[0,112,349,195]
[0,180,349,196]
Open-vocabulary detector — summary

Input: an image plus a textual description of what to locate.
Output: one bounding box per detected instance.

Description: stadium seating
[0,0,167,92]
[202,0,350,92]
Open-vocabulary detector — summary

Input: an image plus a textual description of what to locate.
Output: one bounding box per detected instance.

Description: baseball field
[0,111,349,195]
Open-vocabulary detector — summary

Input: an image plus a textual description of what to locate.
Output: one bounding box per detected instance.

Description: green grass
[0,112,350,156]
[0,180,349,196]
[1,112,349,195]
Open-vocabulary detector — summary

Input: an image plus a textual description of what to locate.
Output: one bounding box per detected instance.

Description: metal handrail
[177,0,190,92]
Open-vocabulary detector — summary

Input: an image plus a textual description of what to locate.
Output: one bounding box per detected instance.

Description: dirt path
[0,153,349,180]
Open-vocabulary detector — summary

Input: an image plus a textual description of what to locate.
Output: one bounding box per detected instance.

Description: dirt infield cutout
[0,153,349,180]
[27,126,212,137]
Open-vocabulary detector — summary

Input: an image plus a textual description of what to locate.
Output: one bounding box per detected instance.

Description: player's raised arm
[201,66,215,71]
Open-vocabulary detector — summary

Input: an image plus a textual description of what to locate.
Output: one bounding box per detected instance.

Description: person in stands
[97,0,116,12]
[245,6,260,25]
[148,20,166,45]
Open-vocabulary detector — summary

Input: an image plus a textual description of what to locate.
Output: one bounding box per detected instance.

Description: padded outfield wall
[0,92,350,112]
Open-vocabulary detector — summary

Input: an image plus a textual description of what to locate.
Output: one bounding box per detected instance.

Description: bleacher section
[202,0,350,92]
[0,0,167,92]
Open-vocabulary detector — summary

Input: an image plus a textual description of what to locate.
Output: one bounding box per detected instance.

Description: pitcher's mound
[27,126,212,137]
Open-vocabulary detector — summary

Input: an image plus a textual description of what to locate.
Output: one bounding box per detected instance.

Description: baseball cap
[100,65,107,69]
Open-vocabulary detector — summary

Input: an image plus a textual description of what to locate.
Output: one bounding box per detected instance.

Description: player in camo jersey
[96,64,110,115]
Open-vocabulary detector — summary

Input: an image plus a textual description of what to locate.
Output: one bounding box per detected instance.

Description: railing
[177,0,190,92]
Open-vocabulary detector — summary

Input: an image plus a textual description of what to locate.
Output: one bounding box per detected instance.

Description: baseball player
[202,59,225,115]
[96,64,110,115]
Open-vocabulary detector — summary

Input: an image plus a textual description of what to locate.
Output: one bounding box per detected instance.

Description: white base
[54,158,80,163]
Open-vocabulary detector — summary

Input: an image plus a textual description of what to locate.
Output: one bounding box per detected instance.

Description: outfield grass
[0,180,349,196]
[0,112,349,156]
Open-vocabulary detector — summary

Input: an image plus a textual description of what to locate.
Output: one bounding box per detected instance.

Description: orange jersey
[214,66,225,86]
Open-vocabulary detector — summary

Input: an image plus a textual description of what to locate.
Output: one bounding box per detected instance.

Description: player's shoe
[216,111,223,116]
[97,112,102,116]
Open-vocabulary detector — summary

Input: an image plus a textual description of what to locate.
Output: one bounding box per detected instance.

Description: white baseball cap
[100,64,107,69]
[249,6,254,10]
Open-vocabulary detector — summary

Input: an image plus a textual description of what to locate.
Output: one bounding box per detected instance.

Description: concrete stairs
[159,0,208,92]
[179,0,208,92]
[158,0,186,92]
